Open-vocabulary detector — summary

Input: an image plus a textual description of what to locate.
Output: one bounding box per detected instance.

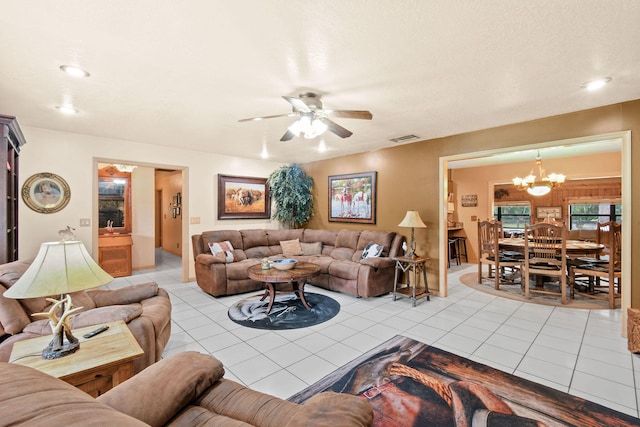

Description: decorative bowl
[271,259,298,270]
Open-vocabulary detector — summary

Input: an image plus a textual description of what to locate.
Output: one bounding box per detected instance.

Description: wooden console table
[392,256,430,306]
[9,320,143,397]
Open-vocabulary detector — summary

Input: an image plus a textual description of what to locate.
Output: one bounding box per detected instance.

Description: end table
[392,256,430,306]
[9,320,143,397]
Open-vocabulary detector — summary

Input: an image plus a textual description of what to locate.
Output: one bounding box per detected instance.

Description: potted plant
[267,164,313,228]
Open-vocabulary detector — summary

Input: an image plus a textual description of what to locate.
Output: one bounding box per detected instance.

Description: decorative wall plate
[21,172,71,214]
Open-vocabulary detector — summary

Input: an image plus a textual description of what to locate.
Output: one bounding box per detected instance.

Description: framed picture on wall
[328,171,376,224]
[21,172,71,214]
[537,206,562,219]
[217,174,270,219]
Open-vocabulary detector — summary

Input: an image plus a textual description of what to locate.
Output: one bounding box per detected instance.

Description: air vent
[389,134,419,143]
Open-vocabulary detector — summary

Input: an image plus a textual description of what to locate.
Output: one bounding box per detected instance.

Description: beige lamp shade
[398,210,427,228]
[4,241,113,299]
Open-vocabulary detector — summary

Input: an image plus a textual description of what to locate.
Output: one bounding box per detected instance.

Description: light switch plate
[79,218,91,227]
[190,217,200,224]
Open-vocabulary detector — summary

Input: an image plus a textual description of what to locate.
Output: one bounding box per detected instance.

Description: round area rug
[459,272,615,309]
[228,292,340,330]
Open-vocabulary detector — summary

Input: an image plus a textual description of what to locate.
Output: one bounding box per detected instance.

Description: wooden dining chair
[569,222,621,309]
[477,220,522,289]
[524,222,568,304]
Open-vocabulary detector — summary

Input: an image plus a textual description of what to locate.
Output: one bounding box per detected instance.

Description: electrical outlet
[190,217,200,224]
[79,218,91,227]
[471,216,477,221]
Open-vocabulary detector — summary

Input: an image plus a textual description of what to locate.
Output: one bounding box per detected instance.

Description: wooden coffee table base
[259,281,311,314]
[248,262,321,315]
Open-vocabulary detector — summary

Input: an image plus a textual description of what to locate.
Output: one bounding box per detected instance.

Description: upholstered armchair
[0,351,374,427]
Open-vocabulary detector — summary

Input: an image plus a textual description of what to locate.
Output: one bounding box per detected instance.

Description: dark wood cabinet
[0,115,26,264]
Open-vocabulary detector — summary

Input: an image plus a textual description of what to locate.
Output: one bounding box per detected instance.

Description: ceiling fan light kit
[239,92,372,141]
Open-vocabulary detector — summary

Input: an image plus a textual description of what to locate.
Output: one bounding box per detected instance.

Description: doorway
[94,160,189,282]
[439,131,631,334]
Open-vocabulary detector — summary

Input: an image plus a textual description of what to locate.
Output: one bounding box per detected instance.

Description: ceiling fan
[239,92,373,141]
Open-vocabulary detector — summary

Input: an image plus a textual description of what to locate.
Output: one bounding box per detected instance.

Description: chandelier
[512,152,565,196]
[114,164,138,173]
[288,113,328,139]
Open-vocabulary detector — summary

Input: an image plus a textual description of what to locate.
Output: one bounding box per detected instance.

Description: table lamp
[4,240,113,359]
[398,210,427,258]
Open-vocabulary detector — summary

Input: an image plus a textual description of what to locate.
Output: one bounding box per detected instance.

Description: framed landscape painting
[218,174,270,219]
[328,171,376,224]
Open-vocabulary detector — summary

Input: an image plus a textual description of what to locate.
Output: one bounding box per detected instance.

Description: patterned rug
[228,292,340,330]
[459,272,614,309]
[289,335,639,426]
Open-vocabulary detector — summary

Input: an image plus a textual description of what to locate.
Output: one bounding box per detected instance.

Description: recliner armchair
[0,351,374,427]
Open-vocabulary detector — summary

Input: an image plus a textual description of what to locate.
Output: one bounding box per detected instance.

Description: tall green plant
[267,164,313,228]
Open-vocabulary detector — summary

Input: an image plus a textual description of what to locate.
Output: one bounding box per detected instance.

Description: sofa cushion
[301,241,323,255]
[303,229,338,255]
[208,241,238,262]
[202,230,243,252]
[281,239,303,257]
[335,230,361,250]
[0,283,31,335]
[267,229,304,245]
[357,230,396,256]
[328,260,361,280]
[89,282,159,307]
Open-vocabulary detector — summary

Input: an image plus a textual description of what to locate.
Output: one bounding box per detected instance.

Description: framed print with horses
[218,174,270,219]
[328,171,376,224]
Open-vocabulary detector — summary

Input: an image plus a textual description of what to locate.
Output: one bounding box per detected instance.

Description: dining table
[498,237,604,257]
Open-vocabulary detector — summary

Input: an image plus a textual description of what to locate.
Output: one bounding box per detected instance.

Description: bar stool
[453,236,468,263]
[448,239,459,267]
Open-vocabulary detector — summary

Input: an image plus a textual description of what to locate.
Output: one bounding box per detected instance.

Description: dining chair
[477,220,522,290]
[569,222,621,309]
[524,222,568,304]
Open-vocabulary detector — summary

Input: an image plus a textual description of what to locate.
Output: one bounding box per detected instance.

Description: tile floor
[106,249,640,418]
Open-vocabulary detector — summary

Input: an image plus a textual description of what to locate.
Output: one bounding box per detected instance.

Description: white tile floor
[107,250,640,419]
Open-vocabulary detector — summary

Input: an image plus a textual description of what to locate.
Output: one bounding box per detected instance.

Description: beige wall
[303,99,640,307]
[131,166,156,269]
[18,126,283,281]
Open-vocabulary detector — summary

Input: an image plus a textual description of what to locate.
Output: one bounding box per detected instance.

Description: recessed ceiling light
[581,77,612,91]
[56,105,79,115]
[60,65,90,78]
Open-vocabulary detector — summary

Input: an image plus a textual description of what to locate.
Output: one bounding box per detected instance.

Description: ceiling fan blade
[280,129,296,141]
[324,110,373,120]
[282,96,312,113]
[238,113,296,122]
[321,118,353,138]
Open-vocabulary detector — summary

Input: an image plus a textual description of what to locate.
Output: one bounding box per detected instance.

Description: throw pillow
[280,239,303,257]
[301,241,323,256]
[208,241,237,263]
[361,242,384,259]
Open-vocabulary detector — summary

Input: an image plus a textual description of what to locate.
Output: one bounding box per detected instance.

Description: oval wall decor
[21,172,71,214]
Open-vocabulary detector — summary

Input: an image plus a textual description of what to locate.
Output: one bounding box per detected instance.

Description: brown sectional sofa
[192,228,405,298]
[0,260,172,374]
[0,351,373,426]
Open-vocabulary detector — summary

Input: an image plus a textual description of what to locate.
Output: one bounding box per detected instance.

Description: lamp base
[42,338,80,360]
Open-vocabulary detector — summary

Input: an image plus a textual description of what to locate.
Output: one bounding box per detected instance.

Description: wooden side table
[10,320,143,397]
[392,256,430,306]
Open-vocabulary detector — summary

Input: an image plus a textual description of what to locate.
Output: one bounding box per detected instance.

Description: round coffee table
[247,262,321,314]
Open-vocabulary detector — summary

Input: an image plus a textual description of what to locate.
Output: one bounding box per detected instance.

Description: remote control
[83,325,109,339]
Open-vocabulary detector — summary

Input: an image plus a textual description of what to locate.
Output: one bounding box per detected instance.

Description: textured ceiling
[0,1,638,164]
